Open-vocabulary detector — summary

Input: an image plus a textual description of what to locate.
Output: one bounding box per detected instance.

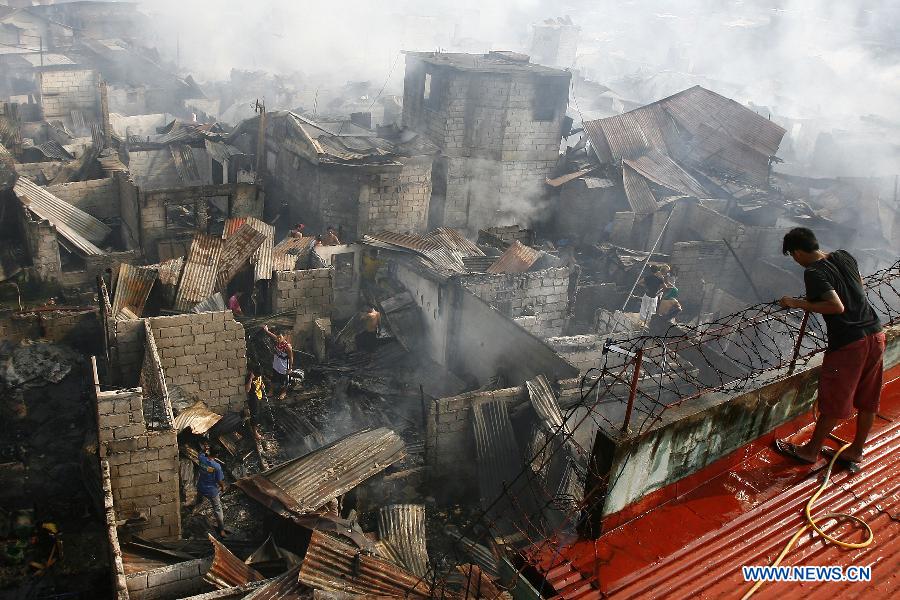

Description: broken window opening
[165,202,198,231]
[533,79,560,122]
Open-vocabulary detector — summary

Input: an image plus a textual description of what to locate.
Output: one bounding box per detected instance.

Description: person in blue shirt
[198,445,229,537]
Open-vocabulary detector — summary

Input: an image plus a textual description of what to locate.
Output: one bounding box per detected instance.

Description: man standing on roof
[775,228,884,469]
[322,226,341,246]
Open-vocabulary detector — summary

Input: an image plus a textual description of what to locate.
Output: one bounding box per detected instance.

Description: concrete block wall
[126,558,212,600]
[39,68,99,119]
[97,388,181,540]
[362,157,432,236]
[148,311,247,413]
[669,240,731,308]
[46,177,120,222]
[271,268,334,346]
[140,322,175,428]
[460,266,571,337]
[22,212,61,280]
[101,461,130,600]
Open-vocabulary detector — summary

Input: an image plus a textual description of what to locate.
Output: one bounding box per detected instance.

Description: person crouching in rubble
[356,306,381,352]
[262,325,293,400]
[774,227,883,469]
[198,445,230,537]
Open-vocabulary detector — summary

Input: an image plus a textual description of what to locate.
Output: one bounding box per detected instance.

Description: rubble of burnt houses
[2,11,900,597]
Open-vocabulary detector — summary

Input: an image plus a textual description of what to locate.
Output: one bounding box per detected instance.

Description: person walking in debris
[639,265,665,326]
[774,227,883,470]
[290,222,306,238]
[197,446,229,537]
[323,226,341,246]
[356,306,381,352]
[262,325,293,400]
[227,292,243,317]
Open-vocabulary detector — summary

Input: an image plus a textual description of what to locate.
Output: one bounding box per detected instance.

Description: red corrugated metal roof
[173,233,223,311]
[205,534,266,589]
[218,221,265,289]
[486,240,542,274]
[110,263,158,319]
[529,364,900,599]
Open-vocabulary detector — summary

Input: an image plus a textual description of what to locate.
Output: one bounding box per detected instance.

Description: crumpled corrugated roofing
[298,531,435,598]
[173,232,223,311]
[377,504,430,578]
[226,217,274,281]
[14,177,110,255]
[236,427,405,516]
[111,263,158,319]
[623,149,707,198]
[486,240,542,274]
[204,534,265,589]
[217,222,265,290]
[242,564,305,600]
[362,229,482,277]
[172,401,222,435]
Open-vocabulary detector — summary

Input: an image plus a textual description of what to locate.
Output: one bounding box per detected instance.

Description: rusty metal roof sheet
[236,427,405,516]
[111,263,158,319]
[298,531,434,598]
[362,231,467,276]
[204,534,265,589]
[205,139,244,165]
[153,256,184,287]
[273,236,315,271]
[621,163,659,215]
[585,102,677,163]
[171,144,202,185]
[173,401,222,435]
[461,255,497,273]
[422,227,484,258]
[218,222,265,289]
[242,565,305,600]
[14,177,111,255]
[546,166,596,187]
[174,232,223,312]
[486,240,542,274]
[377,504,430,578]
[191,292,225,314]
[623,149,707,198]
[227,217,274,281]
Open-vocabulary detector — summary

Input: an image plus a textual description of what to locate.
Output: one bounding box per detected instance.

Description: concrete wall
[148,311,247,413]
[126,558,212,600]
[393,261,453,366]
[270,268,334,348]
[97,388,181,540]
[22,210,61,279]
[594,324,900,520]
[113,318,145,386]
[313,244,360,320]
[460,266,571,337]
[39,68,99,119]
[46,177,120,222]
[360,156,432,236]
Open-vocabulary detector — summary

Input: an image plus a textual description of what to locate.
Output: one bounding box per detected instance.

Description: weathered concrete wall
[393,261,453,366]
[460,266,571,337]
[126,558,212,600]
[595,324,900,519]
[101,461,130,600]
[312,245,360,320]
[271,268,334,347]
[148,311,247,413]
[114,318,145,387]
[39,68,99,119]
[0,308,100,348]
[22,210,61,280]
[46,177,120,222]
[97,388,181,540]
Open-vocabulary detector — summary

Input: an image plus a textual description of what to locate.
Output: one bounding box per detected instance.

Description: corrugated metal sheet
[362,231,467,276]
[205,139,244,165]
[455,564,511,600]
[173,401,222,434]
[546,167,595,187]
[204,534,265,589]
[30,140,74,161]
[486,241,542,274]
[226,217,274,281]
[623,149,707,198]
[298,531,435,598]
[377,504,430,578]
[14,177,111,254]
[192,292,225,313]
[171,144,202,185]
[422,227,484,258]
[273,236,314,271]
[621,163,658,215]
[236,427,405,515]
[461,255,497,273]
[174,233,223,312]
[242,565,305,600]
[217,222,265,290]
[585,102,677,162]
[111,263,158,319]
[443,527,499,579]
[154,256,184,287]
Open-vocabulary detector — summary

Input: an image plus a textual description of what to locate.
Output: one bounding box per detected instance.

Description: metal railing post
[788,310,810,374]
[622,348,643,432]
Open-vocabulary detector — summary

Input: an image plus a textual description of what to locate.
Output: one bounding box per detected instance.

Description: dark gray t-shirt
[804,250,881,351]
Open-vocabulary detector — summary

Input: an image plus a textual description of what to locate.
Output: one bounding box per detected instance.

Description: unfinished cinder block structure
[38,66,100,121]
[402,51,570,231]
[271,268,335,347]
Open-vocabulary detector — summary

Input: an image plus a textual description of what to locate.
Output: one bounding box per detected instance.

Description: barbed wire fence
[424,258,900,598]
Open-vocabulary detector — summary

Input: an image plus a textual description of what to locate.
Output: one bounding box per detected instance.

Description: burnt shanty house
[402,51,571,231]
[232,111,438,240]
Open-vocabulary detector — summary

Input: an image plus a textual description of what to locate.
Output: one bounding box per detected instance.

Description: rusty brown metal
[485,240,542,274]
[236,427,405,516]
[456,564,511,599]
[242,564,306,600]
[110,263,158,319]
[173,401,223,435]
[174,232,223,311]
[298,531,436,598]
[217,222,266,290]
[204,534,266,589]
[377,504,430,578]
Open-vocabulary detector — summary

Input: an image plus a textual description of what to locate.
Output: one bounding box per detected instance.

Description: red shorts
[817,331,886,419]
